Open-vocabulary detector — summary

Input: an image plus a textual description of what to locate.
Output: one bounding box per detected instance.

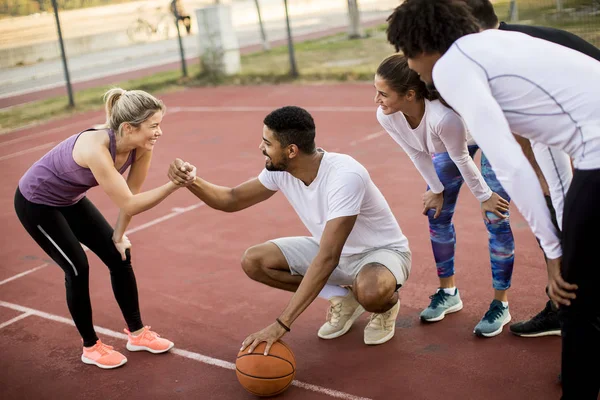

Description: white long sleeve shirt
[433,29,600,259]
[377,99,492,202]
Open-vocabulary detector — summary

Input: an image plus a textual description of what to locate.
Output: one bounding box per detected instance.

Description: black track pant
[14,188,143,347]
[558,169,600,399]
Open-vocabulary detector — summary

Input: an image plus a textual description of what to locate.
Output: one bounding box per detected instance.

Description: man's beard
[264,154,288,171]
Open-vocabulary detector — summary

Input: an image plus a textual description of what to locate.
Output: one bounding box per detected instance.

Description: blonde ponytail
[102,88,165,135]
[104,88,126,126]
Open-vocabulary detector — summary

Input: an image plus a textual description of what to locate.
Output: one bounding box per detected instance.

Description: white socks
[439,287,509,307]
[318,284,349,300]
[440,287,456,295]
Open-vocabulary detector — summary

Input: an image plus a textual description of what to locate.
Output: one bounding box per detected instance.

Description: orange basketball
[235,340,296,397]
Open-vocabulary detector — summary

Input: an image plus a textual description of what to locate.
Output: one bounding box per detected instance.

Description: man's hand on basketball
[240,322,287,356]
[422,189,443,218]
[546,256,578,307]
[168,158,196,186]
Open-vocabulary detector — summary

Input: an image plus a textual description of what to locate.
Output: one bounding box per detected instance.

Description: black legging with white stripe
[14,187,143,347]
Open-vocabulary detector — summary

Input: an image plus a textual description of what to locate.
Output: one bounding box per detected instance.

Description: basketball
[235,340,296,397]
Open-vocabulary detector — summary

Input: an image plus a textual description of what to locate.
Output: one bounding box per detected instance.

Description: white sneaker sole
[474,312,512,338]
[318,306,365,340]
[421,300,464,322]
[126,341,174,353]
[511,329,561,338]
[81,355,127,369]
[364,327,396,345]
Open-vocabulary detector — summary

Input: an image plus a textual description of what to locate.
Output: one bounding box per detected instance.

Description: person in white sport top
[167,106,411,352]
[386,1,599,398]
[374,53,514,338]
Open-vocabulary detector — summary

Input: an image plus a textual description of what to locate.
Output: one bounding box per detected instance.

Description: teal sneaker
[474,300,511,337]
[420,288,463,322]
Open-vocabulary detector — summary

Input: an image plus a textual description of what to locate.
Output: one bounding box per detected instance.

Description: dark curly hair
[386,0,481,58]
[263,106,316,154]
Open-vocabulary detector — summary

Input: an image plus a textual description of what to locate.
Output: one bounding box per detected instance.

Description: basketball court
[0,83,562,399]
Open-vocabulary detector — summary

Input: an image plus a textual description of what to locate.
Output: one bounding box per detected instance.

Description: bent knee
[241,245,265,280]
[354,263,397,312]
[241,243,284,281]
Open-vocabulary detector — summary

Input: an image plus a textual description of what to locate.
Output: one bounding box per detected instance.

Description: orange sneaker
[81,340,127,369]
[125,326,174,354]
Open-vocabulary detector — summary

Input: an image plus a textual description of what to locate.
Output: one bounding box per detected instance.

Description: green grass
[0,24,395,133]
[0,64,202,133]
[2,2,598,133]
[492,0,600,45]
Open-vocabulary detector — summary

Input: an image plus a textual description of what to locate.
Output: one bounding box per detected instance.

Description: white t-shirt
[258,151,409,256]
[377,99,492,202]
[433,29,600,259]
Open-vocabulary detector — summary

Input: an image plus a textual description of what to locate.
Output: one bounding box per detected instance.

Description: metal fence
[496,0,600,46]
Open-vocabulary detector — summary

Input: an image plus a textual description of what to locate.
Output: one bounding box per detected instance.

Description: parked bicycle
[127,6,172,43]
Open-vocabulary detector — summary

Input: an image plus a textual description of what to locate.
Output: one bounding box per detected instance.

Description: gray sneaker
[317,291,365,339]
[420,288,463,322]
[474,300,511,337]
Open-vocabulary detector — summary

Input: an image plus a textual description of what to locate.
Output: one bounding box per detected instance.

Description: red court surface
[0,84,562,399]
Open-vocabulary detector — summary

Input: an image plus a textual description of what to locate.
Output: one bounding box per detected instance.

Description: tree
[347,0,363,39]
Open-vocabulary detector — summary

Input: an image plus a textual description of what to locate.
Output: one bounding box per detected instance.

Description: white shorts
[270,236,411,287]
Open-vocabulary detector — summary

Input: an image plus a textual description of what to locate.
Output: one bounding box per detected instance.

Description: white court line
[0,106,372,147]
[0,106,376,160]
[0,116,101,147]
[0,263,49,286]
[169,106,374,113]
[2,203,205,286]
[0,142,56,161]
[125,202,205,235]
[349,130,385,146]
[0,310,32,329]
[0,301,372,400]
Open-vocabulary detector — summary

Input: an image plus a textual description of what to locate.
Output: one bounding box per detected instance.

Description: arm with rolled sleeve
[433,50,561,258]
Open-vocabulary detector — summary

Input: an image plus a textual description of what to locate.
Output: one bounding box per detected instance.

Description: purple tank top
[18,128,136,206]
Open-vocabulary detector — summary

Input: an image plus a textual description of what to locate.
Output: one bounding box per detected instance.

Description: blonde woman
[14,88,194,369]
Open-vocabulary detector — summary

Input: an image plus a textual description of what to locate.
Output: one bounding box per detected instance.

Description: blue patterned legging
[427,145,515,290]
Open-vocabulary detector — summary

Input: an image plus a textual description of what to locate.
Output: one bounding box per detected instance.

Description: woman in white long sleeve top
[374,54,512,337]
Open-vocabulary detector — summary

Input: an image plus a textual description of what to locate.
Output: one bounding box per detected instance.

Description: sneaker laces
[325,302,343,326]
[529,301,554,322]
[428,290,449,309]
[367,310,394,331]
[483,302,505,323]
[92,341,114,356]
[140,326,160,341]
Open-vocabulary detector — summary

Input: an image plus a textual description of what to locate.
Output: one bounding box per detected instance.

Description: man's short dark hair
[386,0,481,57]
[263,106,316,154]
[463,0,498,30]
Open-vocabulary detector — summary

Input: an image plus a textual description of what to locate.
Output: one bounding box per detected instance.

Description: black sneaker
[509,300,561,337]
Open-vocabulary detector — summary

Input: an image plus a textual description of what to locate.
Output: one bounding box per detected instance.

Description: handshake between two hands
[168,158,197,187]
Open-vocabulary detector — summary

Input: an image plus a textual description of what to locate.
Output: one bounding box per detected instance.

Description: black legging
[14,188,143,347]
[559,169,600,399]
